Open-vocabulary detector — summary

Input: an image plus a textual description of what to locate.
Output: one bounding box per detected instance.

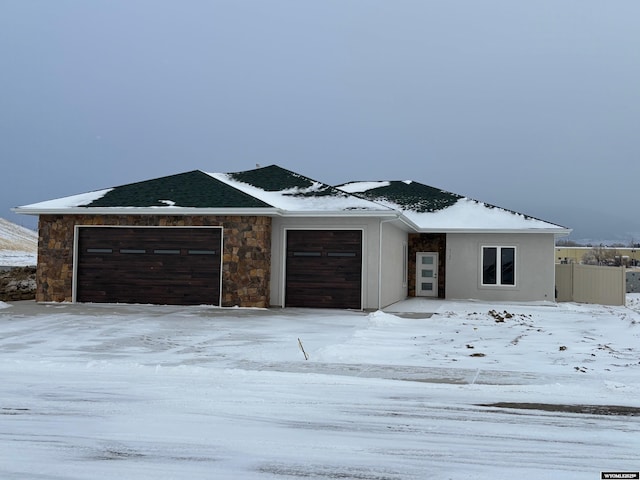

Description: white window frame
[481,245,516,287]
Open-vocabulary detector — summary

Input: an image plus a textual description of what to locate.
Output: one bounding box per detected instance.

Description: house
[14,165,570,309]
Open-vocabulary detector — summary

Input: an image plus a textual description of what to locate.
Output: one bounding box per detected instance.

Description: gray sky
[2,1,638,243]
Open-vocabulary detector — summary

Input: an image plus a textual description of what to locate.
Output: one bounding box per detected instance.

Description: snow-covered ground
[0,217,37,266]
[0,250,37,267]
[1,297,639,479]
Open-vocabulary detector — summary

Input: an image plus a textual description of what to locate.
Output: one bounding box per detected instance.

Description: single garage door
[285,230,362,309]
[76,227,222,305]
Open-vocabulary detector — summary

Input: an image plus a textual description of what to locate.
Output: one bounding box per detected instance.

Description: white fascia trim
[393,213,570,235]
[278,210,398,218]
[416,227,573,235]
[13,206,399,220]
[12,207,282,216]
[13,206,570,235]
[554,229,573,238]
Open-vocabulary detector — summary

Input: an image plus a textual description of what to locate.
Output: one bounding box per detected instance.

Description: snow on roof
[338,181,565,231]
[18,189,113,210]
[339,181,391,194]
[13,166,568,232]
[207,172,391,212]
[404,198,561,230]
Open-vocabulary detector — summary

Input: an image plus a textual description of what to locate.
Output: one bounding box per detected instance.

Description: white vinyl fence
[556,264,626,306]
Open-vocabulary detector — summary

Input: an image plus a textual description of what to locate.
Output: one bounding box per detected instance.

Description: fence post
[619,266,626,306]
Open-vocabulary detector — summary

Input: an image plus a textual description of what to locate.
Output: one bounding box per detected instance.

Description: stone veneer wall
[37,215,271,307]
[408,233,446,298]
[0,266,37,301]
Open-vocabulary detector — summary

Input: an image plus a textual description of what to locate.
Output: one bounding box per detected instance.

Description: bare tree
[556,239,583,247]
[582,245,617,265]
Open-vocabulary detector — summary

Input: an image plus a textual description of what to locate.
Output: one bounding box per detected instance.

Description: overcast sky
[2,1,638,243]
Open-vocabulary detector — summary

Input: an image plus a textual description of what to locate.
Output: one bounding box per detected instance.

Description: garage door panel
[76,227,222,305]
[285,230,362,309]
[81,228,220,247]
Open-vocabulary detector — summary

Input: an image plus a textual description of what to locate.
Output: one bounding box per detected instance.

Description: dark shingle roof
[341,180,568,228]
[15,165,568,230]
[346,181,463,213]
[229,165,349,198]
[85,170,273,208]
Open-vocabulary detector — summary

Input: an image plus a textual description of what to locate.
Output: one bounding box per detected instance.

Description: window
[87,248,112,254]
[482,246,515,286]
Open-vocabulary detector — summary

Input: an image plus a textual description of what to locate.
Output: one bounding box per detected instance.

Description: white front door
[416,252,438,297]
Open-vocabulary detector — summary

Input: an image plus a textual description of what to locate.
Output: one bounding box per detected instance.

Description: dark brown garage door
[285,230,362,309]
[76,227,222,305]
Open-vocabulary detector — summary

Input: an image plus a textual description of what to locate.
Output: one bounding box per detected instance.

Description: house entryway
[416,252,438,297]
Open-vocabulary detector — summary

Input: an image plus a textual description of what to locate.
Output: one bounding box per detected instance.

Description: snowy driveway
[1,299,639,479]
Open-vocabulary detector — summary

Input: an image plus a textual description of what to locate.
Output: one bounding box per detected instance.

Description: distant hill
[0,218,37,266]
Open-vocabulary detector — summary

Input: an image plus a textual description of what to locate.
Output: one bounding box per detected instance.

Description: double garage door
[285,230,362,309]
[76,227,222,305]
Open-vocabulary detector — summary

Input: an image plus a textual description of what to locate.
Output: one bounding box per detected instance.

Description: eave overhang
[395,213,571,236]
[414,227,572,236]
[274,210,398,218]
[11,206,398,218]
[11,206,282,216]
[12,206,571,237]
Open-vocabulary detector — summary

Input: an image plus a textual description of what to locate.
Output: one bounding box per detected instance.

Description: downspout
[378,216,400,310]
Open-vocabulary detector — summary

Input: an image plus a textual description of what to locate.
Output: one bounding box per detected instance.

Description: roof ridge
[209,165,395,212]
[227,164,328,190]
